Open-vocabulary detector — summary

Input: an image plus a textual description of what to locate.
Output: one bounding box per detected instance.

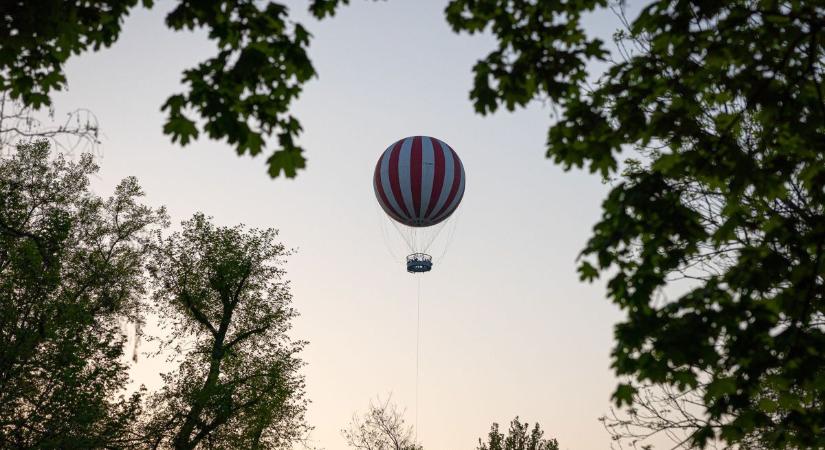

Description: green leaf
[613,383,637,406]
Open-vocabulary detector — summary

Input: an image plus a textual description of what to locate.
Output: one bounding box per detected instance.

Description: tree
[8,1,825,446]
[1,142,310,448]
[601,381,774,450]
[477,417,559,450]
[342,396,422,450]
[0,0,353,177]
[0,91,100,156]
[0,140,167,448]
[144,213,308,450]
[445,0,825,447]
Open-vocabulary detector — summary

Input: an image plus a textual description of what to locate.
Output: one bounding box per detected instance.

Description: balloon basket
[406,253,433,273]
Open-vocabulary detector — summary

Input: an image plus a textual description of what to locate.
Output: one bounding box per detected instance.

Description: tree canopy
[342,396,422,450]
[445,0,825,447]
[0,142,308,449]
[0,140,166,447]
[4,1,825,448]
[476,417,559,450]
[0,0,362,177]
[144,214,308,449]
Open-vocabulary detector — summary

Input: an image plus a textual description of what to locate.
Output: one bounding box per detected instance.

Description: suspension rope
[376,207,402,261]
[435,211,461,262]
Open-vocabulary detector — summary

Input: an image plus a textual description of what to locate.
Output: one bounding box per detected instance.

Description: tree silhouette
[477,417,559,450]
[0,140,166,447]
[6,1,825,447]
[0,0,360,177]
[343,396,422,450]
[445,1,825,447]
[144,214,308,449]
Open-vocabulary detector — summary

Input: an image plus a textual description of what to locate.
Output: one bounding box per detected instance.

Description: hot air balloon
[373,136,466,273]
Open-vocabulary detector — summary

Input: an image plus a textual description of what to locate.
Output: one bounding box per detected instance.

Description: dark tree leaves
[477,417,559,450]
[448,0,825,447]
[445,0,609,115]
[145,214,308,449]
[161,1,315,178]
[0,140,167,447]
[0,0,149,108]
[0,0,356,178]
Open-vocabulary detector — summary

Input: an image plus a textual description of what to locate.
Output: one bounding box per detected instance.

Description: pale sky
[46,1,654,448]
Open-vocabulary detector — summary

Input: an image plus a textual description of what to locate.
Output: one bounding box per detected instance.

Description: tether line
[415,275,421,445]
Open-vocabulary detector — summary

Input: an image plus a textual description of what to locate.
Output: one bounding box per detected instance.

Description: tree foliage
[1,142,308,449]
[0,0,364,178]
[6,0,825,448]
[476,417,559,450]
[0,140,166,447]
[342,396,422,450]
[144,214,308,450]
[446,0,825,447]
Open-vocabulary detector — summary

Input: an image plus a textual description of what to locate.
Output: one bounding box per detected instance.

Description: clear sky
[47,1,651,448]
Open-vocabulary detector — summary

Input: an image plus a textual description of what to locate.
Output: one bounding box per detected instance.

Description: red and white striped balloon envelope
[373,136,466,228]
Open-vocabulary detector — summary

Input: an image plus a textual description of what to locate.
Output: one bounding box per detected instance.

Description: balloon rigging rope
[377,208,401,261]
[388,218,414,252]
[436,210,462,262]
